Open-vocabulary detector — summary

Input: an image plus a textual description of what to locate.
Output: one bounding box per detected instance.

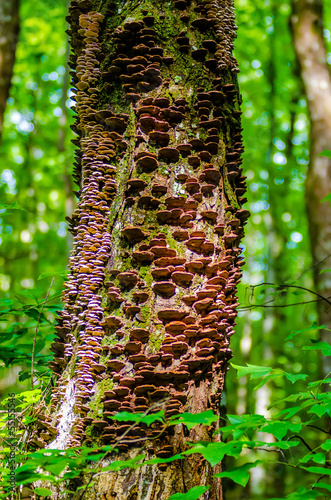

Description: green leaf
[231,363,272,379]
[285,323,325,341]
[308,402,331,418]
[169,410,218,430]
[299,453,325,465]
[321,440,331,452]
[0,200,27,211]
[262,421,302,440]
[284,373,308,384]
[319,269,331,275]
[303,340,331,356]
[38,271,68,280]
[266,440,300,450]
[183,441,243,467]
[253,373,283,390]
[145,454,183,465]
[33,488,53,496]
[318,149,331,157]
[220,414,266,440]
[301,466,331,475]
[214,461,262,486]
[321,193,331,205]
[102,455,145,471]
[313,482,331,492]
[271,488,321,499]
[110,411,165,426]
[167,486,210,500]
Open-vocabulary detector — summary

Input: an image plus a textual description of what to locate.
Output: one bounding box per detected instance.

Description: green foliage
[168,486,210,500]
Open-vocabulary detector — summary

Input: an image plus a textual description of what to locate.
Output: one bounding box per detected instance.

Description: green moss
[149,326,164,353]
[87,376,114,418]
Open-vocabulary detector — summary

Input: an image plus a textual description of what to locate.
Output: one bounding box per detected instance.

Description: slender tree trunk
[290,0,331,373]
[32,0,247,498]
[0,0,20,138]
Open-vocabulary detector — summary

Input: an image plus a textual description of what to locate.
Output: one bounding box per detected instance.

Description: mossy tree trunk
[291,0,331,375]
[0,0,20,139]
[32,0,248,498]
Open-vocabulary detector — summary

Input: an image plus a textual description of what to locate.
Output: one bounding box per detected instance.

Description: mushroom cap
[136,155,159,172]
[158,147,180,162]
[158,309,188,322]
[117,271,139,287]
[121,226,148,242]
[172,271,193,287]
[126,178,148,191]
[125,341,142,353]
[165,321,187,335]
[152,281,176,298]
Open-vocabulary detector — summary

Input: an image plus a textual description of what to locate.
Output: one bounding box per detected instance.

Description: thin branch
[251,282,331,307]
[307,424,330,435]
[31,278,54,390]
[239,298,326,310]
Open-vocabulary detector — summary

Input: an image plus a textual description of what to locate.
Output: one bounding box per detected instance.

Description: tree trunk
[0,0,20,138]
[32,0,247,498]
[290,0,331,373]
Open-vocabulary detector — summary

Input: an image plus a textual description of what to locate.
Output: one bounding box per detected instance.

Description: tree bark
[31,0,247,498]
[290,0,331,372]
[0,0,20,138]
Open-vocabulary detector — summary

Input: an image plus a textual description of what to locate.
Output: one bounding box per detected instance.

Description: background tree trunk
[291,0,331,373]
[32,0,247,497]
[0,0,20,138]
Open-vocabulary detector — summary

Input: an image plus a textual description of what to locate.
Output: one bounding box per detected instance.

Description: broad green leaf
[102,454,145,471]
[321,440,331,452]
[214,461,261,486]
[284,373,308,384]
[145,454,183,465]
[299,453,325,465]
[321,193,331,205]
[183,441,243,466]
[110,410,165,426]
[17,288,45,300]
[308,402,331,418]
[303,341,331,356]
[33,488,53,496]
[0,200,27,211]
[168,486,210,500]
[231,363,272,379]
[307,378,331,389]
[319,269,331,275]
[170,410,218,429]
[220,414,266,440]
[266,440,300,450]
[262,421,302,440]
[285,324,325,341]
[271,488,321,500]
[253,373,283,391]
[301,466,331,475]
[38,271,68,280]
[318,149,331,157]
[313,482,331,492]
[275,406,304,419]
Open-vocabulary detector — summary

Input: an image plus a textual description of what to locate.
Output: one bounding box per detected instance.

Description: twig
[250,282,331,307]
[31,278,55,390]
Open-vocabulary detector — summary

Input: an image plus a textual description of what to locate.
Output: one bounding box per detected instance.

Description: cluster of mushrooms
[33,0,249,453]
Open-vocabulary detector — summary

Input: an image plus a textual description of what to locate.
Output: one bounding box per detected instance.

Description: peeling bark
[31,0,247,497]
[291,0,331,373]
[0,0,20,138]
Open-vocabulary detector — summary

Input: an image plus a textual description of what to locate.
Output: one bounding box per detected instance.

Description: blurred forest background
[1,0,331,498]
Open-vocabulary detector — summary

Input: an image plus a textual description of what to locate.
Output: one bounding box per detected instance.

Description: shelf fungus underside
[32,0,249,492]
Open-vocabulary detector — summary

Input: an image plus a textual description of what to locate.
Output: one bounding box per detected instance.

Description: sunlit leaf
[214,461,262,486]
[167,486,210,500]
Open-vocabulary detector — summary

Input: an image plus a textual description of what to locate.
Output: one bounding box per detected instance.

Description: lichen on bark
[31,0,249,498]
